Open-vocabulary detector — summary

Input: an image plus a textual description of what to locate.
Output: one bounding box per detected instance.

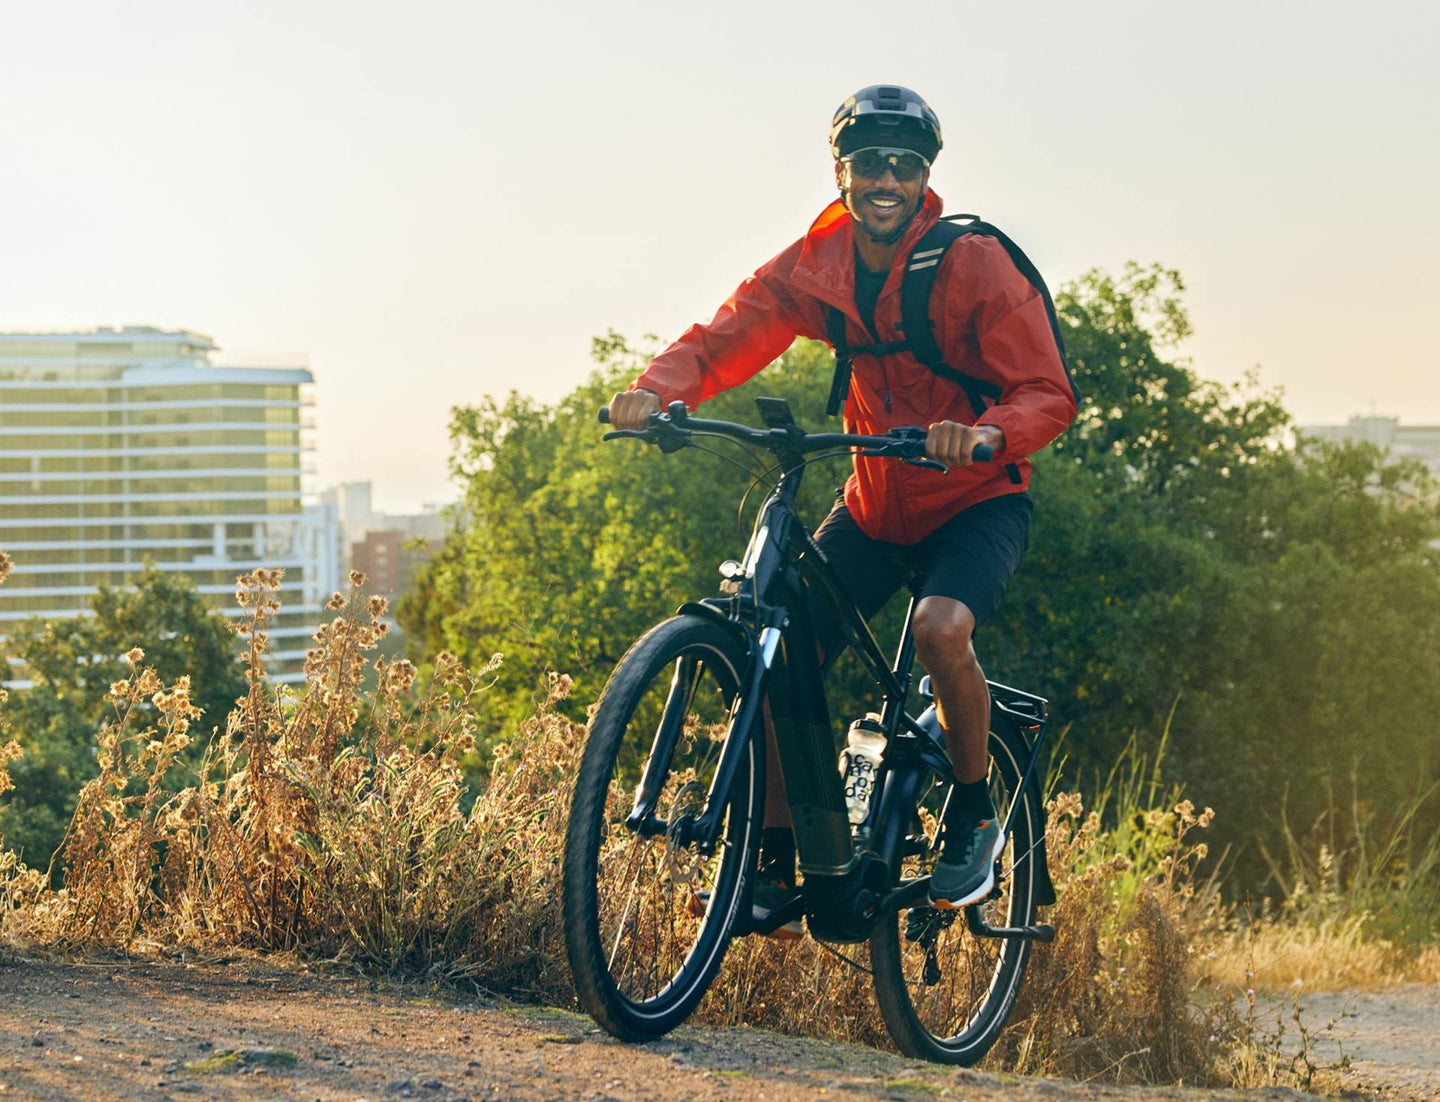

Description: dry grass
[1198,916,1440,992]
[0,568,581,993]
[0,552,1432,1091]
[1196,774,1440,993]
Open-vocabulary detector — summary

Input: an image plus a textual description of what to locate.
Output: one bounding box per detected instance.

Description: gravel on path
[1296,985,1440,1101]
[1,956,1424,1101]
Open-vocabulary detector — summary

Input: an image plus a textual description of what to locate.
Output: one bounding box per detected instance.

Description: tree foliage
[0,565,247,866]
[401,333,847,730]
[403,267,1440,887]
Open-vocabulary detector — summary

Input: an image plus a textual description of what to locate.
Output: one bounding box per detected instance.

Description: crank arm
[746,893,804,938]
[879,876,932,914]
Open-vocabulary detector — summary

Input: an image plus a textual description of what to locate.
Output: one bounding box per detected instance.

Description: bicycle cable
[737,447,861,525]
[683,439,771,488]
[675,431,777,528]
[686,430,771,478]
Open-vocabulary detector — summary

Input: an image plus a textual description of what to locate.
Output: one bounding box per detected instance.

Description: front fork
[624,624,781,849]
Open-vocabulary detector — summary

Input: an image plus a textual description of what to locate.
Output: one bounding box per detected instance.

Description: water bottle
[838,713,886,826]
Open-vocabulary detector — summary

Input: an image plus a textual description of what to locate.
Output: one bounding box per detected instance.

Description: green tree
[403,271,1440,890]
[987,264,1440,876]
[402,332,848,731]
[0,565,247,867]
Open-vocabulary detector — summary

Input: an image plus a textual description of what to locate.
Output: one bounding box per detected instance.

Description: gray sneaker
[687,875,802,939]
[751,875,803,939]
[928,815,1005,910]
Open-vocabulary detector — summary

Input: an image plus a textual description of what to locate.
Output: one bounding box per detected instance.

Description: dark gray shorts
[806,491,1032,660]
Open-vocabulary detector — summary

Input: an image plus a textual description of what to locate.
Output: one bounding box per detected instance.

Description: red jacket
[634,190,1077,545]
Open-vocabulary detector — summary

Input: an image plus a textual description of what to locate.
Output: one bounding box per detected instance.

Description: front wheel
[562,614,762,1040]
[870,724,1041,1064]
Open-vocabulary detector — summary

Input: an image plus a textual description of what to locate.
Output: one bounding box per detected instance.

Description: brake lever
[905,455,948,473]
[602,429,650,442]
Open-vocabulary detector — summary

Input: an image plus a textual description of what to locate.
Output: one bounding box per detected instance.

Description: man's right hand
[609,388,662,430]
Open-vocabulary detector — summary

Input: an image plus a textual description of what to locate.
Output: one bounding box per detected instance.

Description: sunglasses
[842,147,930,183]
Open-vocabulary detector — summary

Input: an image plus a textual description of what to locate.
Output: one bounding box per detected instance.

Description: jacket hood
[788,189,945,317]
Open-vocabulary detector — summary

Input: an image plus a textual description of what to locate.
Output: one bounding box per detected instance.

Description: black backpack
[824,214,1081,428]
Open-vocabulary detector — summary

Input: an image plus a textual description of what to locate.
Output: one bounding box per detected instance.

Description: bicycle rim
[870,727,1037,1064]
[563,616,761,1039]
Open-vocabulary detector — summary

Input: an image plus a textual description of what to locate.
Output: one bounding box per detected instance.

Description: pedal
[963,906,1056,942]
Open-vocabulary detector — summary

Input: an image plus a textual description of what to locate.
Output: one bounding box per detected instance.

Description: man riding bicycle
[609,85,1076,920]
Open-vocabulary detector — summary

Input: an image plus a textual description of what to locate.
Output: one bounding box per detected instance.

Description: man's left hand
[925,421,1005,467]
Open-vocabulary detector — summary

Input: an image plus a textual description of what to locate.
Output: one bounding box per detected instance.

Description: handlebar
[598,401,994,467]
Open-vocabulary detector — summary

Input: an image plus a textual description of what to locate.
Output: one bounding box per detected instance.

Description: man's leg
[911,596,987,785]
[907,494,1033,908]
[913,595,1003,908]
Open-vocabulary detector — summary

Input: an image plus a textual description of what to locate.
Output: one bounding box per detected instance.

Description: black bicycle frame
[613,401,1055,938]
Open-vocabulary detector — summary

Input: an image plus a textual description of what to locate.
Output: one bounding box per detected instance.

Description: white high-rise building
[0,327,340,682]
[1299,416,1440,477]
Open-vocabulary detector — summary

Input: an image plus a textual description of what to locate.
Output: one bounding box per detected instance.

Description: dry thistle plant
[0,548,49,951]
[0,690,40,948]
[995,790,1227,1084]
[3,566,583,987]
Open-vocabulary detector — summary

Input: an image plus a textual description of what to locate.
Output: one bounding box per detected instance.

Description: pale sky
[3,0,1436,512]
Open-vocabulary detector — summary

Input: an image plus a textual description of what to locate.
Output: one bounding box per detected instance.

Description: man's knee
[912,596,977,667]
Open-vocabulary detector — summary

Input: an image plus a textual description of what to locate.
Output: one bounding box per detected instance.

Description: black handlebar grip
[598,407,611,424]
[972,443,995,464]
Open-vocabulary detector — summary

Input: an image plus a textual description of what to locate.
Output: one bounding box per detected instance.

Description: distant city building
[0,326,341,683]
[320,480,448,548]
[350,528,445,606]
[1298,416,1440,477]
[319,481,449,607]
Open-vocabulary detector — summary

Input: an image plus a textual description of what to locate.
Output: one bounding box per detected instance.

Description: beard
[843,188,920,245]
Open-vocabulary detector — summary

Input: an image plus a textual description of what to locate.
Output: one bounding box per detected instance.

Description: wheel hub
[664,781,709,884]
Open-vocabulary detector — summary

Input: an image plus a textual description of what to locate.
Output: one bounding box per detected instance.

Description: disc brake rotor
[664,780,709,885]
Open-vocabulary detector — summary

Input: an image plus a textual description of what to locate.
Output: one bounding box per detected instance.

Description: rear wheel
[870,724,1039,1064]
[562,615,762,1040]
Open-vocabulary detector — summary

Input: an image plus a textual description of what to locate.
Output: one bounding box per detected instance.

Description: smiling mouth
[865,194,904,214]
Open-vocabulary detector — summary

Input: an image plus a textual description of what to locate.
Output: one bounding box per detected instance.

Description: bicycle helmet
[829,85,943,164]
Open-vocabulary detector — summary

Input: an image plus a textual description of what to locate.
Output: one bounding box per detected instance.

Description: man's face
[835,148,929,245]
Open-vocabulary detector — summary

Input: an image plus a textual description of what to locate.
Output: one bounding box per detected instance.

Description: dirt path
[0,956,1431,1101]
[1295,986,1440,1100]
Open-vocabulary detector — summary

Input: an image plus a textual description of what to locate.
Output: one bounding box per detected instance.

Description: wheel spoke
[607,853,643,972]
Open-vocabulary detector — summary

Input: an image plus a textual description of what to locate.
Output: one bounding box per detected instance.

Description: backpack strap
[920,215,1082,409]
[825,306,912,418]
[825,306,853,418]
[899,220,1003,421]
[901,215,1081,485]
[823,215,1082,446]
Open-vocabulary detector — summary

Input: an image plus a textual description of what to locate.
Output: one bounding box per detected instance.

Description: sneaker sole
[687,892,803,939]
[755,907,803,939]
[928,830,1008,911]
